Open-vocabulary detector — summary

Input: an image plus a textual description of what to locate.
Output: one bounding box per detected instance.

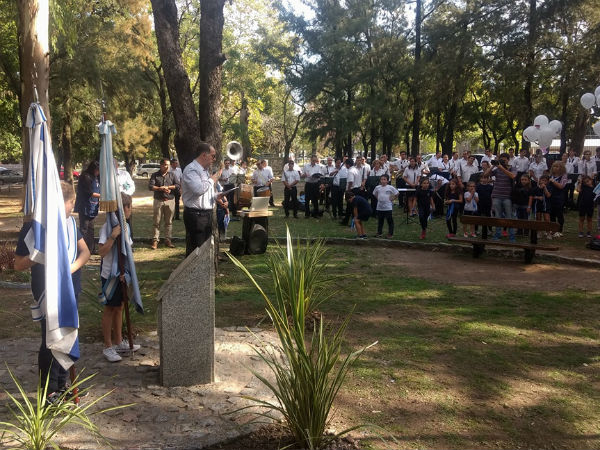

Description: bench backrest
[460,215,560,232]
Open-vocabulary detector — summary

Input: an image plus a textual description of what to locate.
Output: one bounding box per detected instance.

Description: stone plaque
[158,238,214,386]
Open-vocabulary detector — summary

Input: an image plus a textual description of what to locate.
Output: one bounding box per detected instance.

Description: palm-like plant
[228,227,376,450]
[0,367,131,450]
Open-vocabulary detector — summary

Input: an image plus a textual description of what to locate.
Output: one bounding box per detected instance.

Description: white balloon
[580,92,596,110]
[538,126,555,148]
[595,86,600,97]
[523,126,540,143]
[548,120,562,135]
[533,115,549,128]
[593,121,600,137]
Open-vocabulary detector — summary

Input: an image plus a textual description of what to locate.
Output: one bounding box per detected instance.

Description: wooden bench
[448,216,560,263]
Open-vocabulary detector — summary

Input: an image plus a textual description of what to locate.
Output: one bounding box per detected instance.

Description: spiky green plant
[228,227,376,449]
[0,367,131,450]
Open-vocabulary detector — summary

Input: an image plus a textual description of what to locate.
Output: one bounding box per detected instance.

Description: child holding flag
[14,182,91,403]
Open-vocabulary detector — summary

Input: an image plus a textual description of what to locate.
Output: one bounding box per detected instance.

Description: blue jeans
[492,197,515,239]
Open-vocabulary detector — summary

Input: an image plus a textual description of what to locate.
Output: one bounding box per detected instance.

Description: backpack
[587,235,600,251]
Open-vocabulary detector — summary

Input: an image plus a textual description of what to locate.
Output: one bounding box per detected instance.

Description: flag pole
[100,97,134,358]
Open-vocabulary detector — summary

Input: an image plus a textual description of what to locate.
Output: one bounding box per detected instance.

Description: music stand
[397,188,417,224]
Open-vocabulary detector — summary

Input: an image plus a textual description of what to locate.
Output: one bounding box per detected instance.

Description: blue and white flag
[98,120,143,313]
[24,103,79,370]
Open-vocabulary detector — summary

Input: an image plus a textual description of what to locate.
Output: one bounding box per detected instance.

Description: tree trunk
[151,0,202,169]
[521,0,536,152]
[571,110,587,154]
[410,0,422,157]
[157,64,172,159]
[441,103,457,156]
[369,125,377,162]
[17,0,50,180]
[61,111,73,184]
[199,0,226,157]
[240,93,251,161]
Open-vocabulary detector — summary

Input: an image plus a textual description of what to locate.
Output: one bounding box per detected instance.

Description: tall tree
[199,0,226,155]
[151,0,203,168]
[17,0,50,176]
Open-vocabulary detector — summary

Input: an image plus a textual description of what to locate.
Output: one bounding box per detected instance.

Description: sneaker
[587,232,592,238]
[360,235,368,240]
[386,234,393,239]
[103,347,122,362]
[470,232,477,237]
[446,233,455,239]
[463,232,469,238]
[151,240,158,250]
[545,232,553,240]
[115,339,141,353]
[375,234,383,238]
[419,231,426,240]
[553,232,563,238]
[579,232,584,238]
[165,239,175,248]
[46,391,64,406]
[502,230,508,237]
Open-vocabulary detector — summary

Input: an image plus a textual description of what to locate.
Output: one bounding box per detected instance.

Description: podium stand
[239,210,273,254]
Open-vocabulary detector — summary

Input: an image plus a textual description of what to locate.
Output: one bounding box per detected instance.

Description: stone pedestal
[158,238,214,386]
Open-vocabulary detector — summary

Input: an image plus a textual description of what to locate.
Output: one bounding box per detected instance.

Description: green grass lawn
[71,243,600,448]
[2,179,599,448]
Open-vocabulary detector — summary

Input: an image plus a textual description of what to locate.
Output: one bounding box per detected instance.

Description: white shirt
[459,164,479,183]
[481,154,495,165]
[325,164,337,175]
[464,191,479,212]
[333,166,347,186]
[282,168,301,185]
[181,159,216,210]
[219,165,237,184]
[579,159,597,177]
[429,157,442,169]
[346,166,361,190]
[371,167,388,177]
[99,220,133,279]
[438,160,451,173]
[252,167,273,186]
[373,185,399,211]
[449,157,460,173]
[403,166,420,186]
[303,163,323,183]
[390,158,409,172]
[429,174,449,189]
[355,165,369,182]
[117,169,135,196]
[529,160,547,180]
[513,156,530,173]
[566,156,580,175]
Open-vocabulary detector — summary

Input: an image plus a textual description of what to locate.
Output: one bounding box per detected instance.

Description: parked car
[137,163,161,177]
[0,169,23,184]
[59,166,80,180]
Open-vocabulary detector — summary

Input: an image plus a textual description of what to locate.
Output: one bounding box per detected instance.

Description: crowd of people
[263,147,600,240]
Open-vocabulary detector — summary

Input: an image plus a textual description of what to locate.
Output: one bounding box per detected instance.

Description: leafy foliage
[228,228,375,449]
[0,367,131,450]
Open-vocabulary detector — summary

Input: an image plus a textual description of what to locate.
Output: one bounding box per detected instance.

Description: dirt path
[381,248,600,291]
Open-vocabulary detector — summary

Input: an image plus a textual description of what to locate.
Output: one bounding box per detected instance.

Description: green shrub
[0,367,131,450]
[228,227,376,449]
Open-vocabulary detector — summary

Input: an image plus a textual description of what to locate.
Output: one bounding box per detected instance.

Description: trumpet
[226,141,243,161]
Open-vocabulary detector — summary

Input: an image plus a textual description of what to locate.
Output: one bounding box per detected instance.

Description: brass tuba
[226,141,243,161]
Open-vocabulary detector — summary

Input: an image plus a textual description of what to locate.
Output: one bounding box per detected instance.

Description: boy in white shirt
[372,175,399,238]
